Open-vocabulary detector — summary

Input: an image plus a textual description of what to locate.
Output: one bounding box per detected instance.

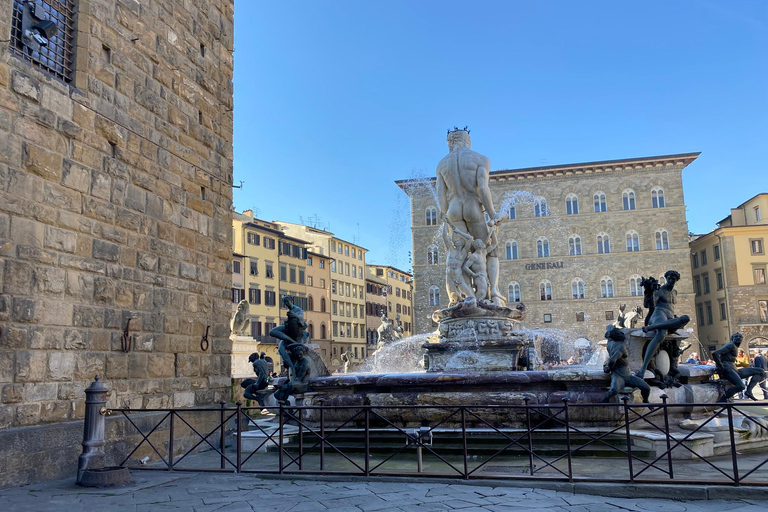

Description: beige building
[231,212,283,370]
[690,193,768,354]
[365,268,389,348]
[0,0,234,486]
[399,153,698,344]
[368,265,414,338]
[305,250,332,367]
[275,223,369,366]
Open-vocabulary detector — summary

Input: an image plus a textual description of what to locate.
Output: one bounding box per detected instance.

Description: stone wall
[0,0,234,486]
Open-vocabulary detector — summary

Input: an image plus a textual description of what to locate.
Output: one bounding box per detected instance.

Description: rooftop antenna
[307,214,323,229]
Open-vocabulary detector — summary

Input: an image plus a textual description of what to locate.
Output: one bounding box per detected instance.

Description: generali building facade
[399,152,699,344]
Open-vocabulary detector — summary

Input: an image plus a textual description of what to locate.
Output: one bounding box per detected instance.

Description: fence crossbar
[172,411,239,469]
[278,407,365,473]
[463,408,568,478]
[716,404,768,482]
[119,411,171,467]
[367,407,465,476]
[237,411,285,467]
[631,404,736,482]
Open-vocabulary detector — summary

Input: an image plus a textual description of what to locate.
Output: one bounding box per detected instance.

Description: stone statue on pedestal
[636,271,690,379]
[376,313,402,349]
[341,351,351,373]
[230,300,251,336]
[442,220,474,305]
[713,333,766,401]
[614,304,643,329]
[602,325,651,403]
[436,128,504,305]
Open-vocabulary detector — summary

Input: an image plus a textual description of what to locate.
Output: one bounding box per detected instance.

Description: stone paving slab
[0,471,767,511]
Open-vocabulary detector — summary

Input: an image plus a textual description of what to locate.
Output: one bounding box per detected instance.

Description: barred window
[11,1,77,83]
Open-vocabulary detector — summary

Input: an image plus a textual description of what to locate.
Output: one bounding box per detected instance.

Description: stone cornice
[396,152,700,193]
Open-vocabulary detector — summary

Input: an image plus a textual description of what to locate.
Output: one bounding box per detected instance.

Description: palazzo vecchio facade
[399,152,699,343]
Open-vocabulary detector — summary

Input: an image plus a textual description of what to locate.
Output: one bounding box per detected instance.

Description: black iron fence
[107,397,768,486]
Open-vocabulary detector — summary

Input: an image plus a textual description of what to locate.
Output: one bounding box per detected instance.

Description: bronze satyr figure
[713,333,766,401]
[602,325,651,403]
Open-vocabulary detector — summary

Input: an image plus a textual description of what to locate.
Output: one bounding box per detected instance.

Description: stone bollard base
[77,466,131,487]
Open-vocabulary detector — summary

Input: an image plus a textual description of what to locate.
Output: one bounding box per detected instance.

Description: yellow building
[276,222,369,367]
[305,250,333,367]
[690,193,768,355]
[368,265,415,338]
[365,268,389,348]
[231,211,284,373]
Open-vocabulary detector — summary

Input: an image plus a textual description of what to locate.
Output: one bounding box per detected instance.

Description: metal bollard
[77,376,129,487]
[77,375,108,484]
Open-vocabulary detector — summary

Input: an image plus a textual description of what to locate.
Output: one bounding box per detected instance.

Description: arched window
[566,194,579,215]
[534,197,548,217]
[651,187,665,208]
[320,323,327,339]
[540,281,553,301]
[622,189,636,210]
[537,237,550,258]
[508,203,516,220]
[571,278,585,299]
[508,281,521,302]
[626,231,640,252]
[597,233,611,254]
[656,229,669,250]
[505,240,518,260]
[427,245,439,265]
[629,275,642,297]
[594,192,607,213]
[308,323,314,339]
[429,286,441,306]
[568,235,582,256]
[601,277,614,298]
[425,206,438,226]
[308,295,314,311]
[320,297,326,312]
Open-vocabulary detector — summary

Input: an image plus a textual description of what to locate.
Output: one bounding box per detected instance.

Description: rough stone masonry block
[61,161,91,193]
[47,352,75,381]
[0,351,14,383]
[15,351,48,382]
[11,71,40,102]
[92,239,119,262]
[10,216,44,248]
[15,403,41,426]
[23,143,63,182]
[11,297,39,323]
[44,225,77,253]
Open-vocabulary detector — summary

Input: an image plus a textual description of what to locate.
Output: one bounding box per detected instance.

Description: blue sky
[232,1,768,270]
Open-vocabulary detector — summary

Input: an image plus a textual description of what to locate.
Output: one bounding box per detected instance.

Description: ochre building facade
[400,153,698,345]
[690,194,768,355]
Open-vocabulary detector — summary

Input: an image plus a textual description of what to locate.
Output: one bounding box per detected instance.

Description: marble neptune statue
[436,128,504,306]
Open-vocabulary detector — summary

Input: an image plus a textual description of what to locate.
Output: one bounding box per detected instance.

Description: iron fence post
[524,397,534,476]
[319,399,325,471]
[461,407,468,479]
[660,394,673,479]
[298,400,304,471]
[562,397,573,482]
[168,410,174,470]
[364,406,370,476]
[727,403,740,485]
[278,402,284,474]
[236,401,242,473]
[220,401,226,470]
[622,395,634,482]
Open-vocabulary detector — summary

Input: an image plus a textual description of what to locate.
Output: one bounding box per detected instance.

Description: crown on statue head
[447,126,470,136]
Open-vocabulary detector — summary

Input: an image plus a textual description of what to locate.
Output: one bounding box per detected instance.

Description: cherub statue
[441,219,475,305]
[451,222,499,302]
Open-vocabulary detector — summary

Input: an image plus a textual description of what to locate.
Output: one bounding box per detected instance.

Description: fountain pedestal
[425,298,529,372]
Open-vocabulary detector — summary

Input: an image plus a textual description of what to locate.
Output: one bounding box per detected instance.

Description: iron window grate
[10,0,77,83]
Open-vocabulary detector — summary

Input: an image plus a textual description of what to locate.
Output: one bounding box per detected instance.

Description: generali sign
[524,261,564,270]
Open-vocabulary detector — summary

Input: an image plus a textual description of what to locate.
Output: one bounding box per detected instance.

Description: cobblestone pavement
[1,471,767,512]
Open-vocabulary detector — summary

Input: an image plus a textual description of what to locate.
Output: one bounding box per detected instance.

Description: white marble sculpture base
[230,335,260,377]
